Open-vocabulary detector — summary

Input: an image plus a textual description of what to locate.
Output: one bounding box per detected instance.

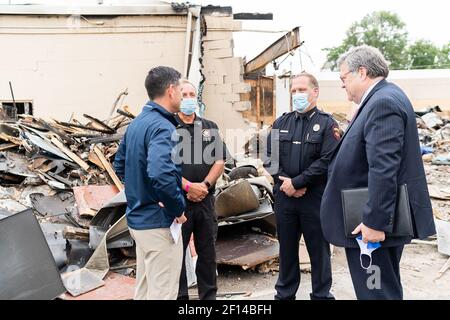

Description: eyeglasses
[339,70,353,83]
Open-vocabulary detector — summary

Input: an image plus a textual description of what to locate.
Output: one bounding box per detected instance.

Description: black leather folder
[341,184,414,238]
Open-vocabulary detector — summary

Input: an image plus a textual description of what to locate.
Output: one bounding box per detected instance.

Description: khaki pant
[129,227,183,300]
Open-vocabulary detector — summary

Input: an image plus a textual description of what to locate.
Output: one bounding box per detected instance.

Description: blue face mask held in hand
[356,235,381,270]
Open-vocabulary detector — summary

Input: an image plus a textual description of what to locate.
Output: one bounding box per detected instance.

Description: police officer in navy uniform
[265,72,341,300]
[175,79,229,300]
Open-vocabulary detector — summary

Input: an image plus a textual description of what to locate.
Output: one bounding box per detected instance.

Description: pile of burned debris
[415,106,450,221]
[0,107,139,299]
[0,107,135,190]
[417,106,450,165]
[416,106,450,277]
[0,109,281,299]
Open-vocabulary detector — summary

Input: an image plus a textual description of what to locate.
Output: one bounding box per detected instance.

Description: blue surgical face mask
[292,92,310,113]
[180,98,198,115]
[356,235,381,270]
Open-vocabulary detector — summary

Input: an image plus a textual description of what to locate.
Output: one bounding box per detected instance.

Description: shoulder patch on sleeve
[332,123,341,140]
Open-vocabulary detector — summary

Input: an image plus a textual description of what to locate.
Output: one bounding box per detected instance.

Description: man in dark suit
[321,45,436,300]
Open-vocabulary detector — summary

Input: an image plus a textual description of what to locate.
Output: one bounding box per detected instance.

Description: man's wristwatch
[203,180,211,189]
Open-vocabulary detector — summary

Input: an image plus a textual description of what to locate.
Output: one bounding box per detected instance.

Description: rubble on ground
[416,106,450,222]
[0,107,137,299]
[0,108,282,298]
[2,103,450,298]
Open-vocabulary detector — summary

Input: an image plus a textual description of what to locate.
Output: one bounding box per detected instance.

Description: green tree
[323,11,408,70]
[406,39,439,69]
[437,42,450,68]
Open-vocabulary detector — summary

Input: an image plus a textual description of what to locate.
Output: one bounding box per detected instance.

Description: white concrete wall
[0,13,255,155]
[0,14,188,121]
[201,15,253,155]
[275,76,291,118]
[317,70,450,114]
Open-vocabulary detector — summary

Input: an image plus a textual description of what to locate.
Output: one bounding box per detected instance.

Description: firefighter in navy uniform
[265,72,341,300]
[175,80,229,300]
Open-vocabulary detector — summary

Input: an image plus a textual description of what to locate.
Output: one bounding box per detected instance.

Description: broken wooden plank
[31,157,50,170]
[83,114,116,134]
[115,119,132,130]
[50,136,90,172]
[123,105,136,117]
[108,114,126,129]
[116,108,135,119]
[0,132,22,145]
[63,226,89,241]
[19,121,48,132]
[93,146,124,191]
[37,118,76,145]
[88,134,123,144]
[72,132,104,139]
[50,119,88,134]
[105,145,118,159]
[88,151,106,170]
[0,143,17,151]
[55,120,114,134]
[245,27,301,74]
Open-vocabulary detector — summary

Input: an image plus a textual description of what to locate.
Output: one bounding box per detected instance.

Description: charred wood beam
[116,109,135,119]
[88,134,124,144]
[83,114,116,134]
[56,120,114,134]
[244,27,301,74]
[233,12,273,20]
[36,119,77,145]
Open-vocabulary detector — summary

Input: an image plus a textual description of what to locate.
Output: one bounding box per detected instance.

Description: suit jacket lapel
[330,79,388,158]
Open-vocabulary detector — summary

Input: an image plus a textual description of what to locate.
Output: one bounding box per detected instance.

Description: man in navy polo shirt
[114,66,187,300]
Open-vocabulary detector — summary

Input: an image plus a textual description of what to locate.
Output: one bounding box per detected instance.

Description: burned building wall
[0,14,188,121]
[201,14,255,156]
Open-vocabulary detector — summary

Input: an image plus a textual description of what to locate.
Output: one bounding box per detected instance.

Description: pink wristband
[185,182,192,192]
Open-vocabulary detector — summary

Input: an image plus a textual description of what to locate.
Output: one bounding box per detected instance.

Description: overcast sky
[2,0,449,73]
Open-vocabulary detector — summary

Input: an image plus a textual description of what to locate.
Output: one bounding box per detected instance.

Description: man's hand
[176,213,187,224]
[292,187,307,198]
[352,223,385,243]
[279,176,297,197]
[187,182,208,202]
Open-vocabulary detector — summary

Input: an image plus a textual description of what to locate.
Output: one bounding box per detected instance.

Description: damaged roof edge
[0,3,201,17]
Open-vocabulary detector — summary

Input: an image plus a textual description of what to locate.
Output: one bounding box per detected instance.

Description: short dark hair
[145,66,181,100]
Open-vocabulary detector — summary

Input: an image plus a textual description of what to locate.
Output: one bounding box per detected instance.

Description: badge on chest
[202,129,212,142]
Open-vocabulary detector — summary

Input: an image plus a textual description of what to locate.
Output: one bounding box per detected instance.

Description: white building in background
[275,69,450,117]
[317,69,450,114]
[1,3,449,153]
[0,3,255,154]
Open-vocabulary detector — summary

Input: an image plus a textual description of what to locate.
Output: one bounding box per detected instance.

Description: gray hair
[337,45,390,78]
[180,78,197,94]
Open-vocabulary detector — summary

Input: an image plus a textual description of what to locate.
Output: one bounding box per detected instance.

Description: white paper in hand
[170,220,182,244]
